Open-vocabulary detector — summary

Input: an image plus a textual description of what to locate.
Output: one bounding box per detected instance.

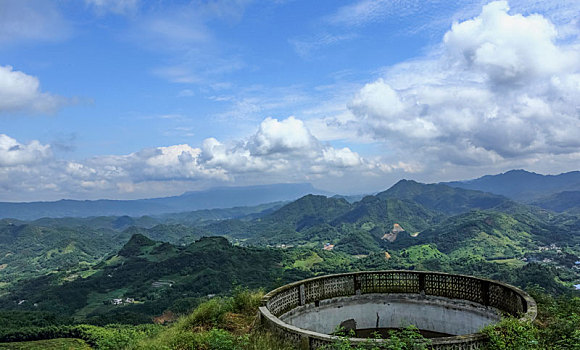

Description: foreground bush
[137,289,292,350]
[0,324,161,350]
[322,326,430,350]
[482,318,539,350]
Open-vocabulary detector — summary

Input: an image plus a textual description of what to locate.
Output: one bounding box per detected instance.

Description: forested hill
[378,179,510,214]
[202,180,579,256]
[0,235,306,324]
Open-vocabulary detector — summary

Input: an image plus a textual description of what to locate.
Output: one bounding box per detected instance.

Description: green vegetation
[0,236,308,324]
[483,289,580,350]
[0,180,579,348]
[322,325,430,350]
[0,338,91,349]
[0,289,295,350]
[0,285,578,349]
[483,318,539,350]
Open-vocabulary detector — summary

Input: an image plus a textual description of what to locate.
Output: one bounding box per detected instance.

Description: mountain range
[0,183,326,220]
[0,169,578,325]
[444,169,580,204]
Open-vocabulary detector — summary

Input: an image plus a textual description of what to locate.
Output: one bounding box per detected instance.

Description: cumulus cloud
[321,147,362,168]
[0,134,52,167]
[339,1,580,172]
[201,117,381,177]
[0,66,64,114]
[444,1,578,85]
[0,117,398,200]
[248,117,318,155]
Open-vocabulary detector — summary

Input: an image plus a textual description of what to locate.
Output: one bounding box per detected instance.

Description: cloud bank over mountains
[0,117,390,200]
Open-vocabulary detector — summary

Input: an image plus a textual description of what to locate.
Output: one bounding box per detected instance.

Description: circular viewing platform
[259,271,536,349]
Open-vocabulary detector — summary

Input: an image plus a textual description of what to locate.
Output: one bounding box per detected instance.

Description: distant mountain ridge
[532,191,580,213]
[0,183,328,220]
[378,179,510,214]
[443,169,580,202]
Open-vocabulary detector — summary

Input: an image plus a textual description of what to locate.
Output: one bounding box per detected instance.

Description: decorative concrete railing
[259,270,537,349]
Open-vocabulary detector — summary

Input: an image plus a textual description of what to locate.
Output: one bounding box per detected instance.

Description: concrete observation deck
[259,271,536,349]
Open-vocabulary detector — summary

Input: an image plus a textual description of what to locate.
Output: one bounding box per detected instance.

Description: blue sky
[1,0,580,201]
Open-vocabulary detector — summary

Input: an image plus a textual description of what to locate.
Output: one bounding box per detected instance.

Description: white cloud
[0,116,400,200]
[0,65,64,114]
[444,1,578,85]
[248,117,318,156]
[321,147,362,168]
[0,134,51,167]
[337,1,580,173]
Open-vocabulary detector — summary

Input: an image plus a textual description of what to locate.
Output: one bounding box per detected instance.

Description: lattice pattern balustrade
[260,271,536,350]
[424,273,485,304]
[304,273,355,304]
[489,283,525,316]
[358,271,420,294]
[266,285,299,317]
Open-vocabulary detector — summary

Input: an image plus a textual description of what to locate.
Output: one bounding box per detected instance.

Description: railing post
[299,335,310,350]
[482,280,490,307]
[299,284,306,306]
[419,273,425,295]
[354,274,361,295]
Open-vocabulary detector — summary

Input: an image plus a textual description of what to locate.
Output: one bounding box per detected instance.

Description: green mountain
[0,221,125,290]
[120,224,210,246]
[260,195,352,231]
[1,177,578,329]
[398,211,538,259]
[333,196,442,235]
[444,169,580,201]
[378,179,510,214]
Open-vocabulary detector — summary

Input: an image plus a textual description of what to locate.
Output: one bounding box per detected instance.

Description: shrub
[231,287,263,315]
[483,318,539,350]
[177,297,233,330]
[322,326,430,350]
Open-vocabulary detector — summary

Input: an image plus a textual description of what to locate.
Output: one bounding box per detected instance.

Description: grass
[489,258,526,267]
[292,252,323,269]
[135,288,295,350]
[0,338,91,350]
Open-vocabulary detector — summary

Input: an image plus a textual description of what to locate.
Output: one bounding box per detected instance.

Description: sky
[1,0,580,201]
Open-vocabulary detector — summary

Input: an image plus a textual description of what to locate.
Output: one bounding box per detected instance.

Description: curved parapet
[259,270,536,349]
